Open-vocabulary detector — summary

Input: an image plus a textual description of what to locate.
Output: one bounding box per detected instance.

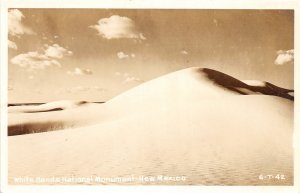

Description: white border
[294,3,300,191]
[3,0,300,9]
[0,0,8,192]
[1,0,299,193]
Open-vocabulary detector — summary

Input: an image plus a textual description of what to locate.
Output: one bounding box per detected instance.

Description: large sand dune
[8,67,294,185]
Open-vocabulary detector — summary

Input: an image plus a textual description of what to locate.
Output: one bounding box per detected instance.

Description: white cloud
[8,40,18,50]
[275,49,294,65]
[117,51,129,59]
[115,71,142,83]
[58,86,107,94]
[90,15,146,40]
[8,9,35,37]
[213,18,218,26]
[124,76,141,83]
[10,51,61,70]
[180,50,188,55]
[67,67,92,76]
[115,72,128,78]
[115,72,122,76]
[45,44,73,59]
[117,51,135,59]
[11,44,72,70]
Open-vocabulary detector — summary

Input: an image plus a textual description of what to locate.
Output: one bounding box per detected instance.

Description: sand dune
[241,79,294,100]
[8,102,105,136]
[8,67,293,185]
[8,68,293,136]
[8,100,88,113]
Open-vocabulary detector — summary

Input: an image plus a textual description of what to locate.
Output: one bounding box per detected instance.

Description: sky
[8,9,294,103]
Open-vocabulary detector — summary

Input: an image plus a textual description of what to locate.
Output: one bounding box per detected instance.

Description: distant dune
[8,67,293,185]
[8,100,88,113]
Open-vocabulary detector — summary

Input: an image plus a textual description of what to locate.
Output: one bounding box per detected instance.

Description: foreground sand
[8,67,294,185]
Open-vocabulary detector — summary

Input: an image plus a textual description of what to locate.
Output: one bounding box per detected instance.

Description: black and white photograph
[1,2,298,189]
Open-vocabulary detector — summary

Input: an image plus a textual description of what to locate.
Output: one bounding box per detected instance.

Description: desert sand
[8,67,294,185]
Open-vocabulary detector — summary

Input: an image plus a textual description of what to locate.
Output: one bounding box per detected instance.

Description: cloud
[67,67,92,75]
[10,44,72,70]
[45,44,73,59]
[275,49,294,65]
[124,76,141,83]
[90,15,146,40]
[213,18,219,26]
[8,40,18,50]
[115,72,122,76]
[180,50,188,55]
[8,9,35,37]
[117,51,135,59]
[58,86,107,94]
[117,51,129,59]
[115,71,142,83]
[10,51,61,70]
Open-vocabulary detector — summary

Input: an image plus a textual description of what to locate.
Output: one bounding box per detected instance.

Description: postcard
[1,0,299,193]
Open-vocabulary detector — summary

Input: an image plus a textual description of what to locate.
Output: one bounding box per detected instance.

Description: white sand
[8,67,294,185]
[8,100,88,113]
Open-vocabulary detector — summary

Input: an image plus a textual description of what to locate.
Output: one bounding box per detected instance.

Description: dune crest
[8,67,293,136]
[105,67,293,113]
[200,68,293,100]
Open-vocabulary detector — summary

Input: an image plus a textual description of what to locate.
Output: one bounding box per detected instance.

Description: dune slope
[8,67,294,185]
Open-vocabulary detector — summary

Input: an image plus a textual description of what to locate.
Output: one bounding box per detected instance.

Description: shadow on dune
[8,121,74,136]
[200,68,294,101]
[8,100,88,114]
[8,101,93,136]
[22,108,64,113]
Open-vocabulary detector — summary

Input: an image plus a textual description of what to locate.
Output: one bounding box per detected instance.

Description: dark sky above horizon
[8,9,294,103]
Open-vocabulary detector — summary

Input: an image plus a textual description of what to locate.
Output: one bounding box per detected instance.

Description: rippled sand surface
[8,68,293,185]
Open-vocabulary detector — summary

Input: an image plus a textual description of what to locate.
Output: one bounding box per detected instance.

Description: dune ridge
[8,67,293,136]
[200,68,293,100]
